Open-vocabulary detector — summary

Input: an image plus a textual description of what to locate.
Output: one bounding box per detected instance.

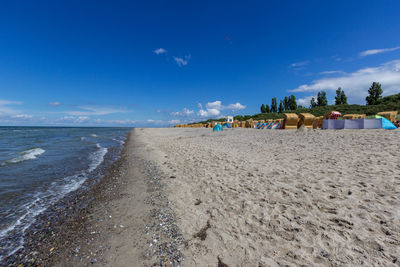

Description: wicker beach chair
[377,111,398,122]
[298,113,315,129]
[283,113,299,129]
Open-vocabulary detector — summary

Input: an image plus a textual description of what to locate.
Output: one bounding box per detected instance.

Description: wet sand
[5,128,400,266]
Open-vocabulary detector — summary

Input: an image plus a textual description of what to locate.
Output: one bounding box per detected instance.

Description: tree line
[260,95,297,113]
[260,82,384,114]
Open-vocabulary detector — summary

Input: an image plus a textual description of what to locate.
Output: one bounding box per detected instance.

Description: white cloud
[0,99,22,115]
[196,100,246,118]
[57,116,90,124]
[13,114,33,119]
[197,103,202,109]
[0,100,23,105]
[154,48,167,55]
[226,102,246,110]
[205,101,246,111]
[48,101,61,106]
[146,119,164,125]
[297,96,315,107]
[198,108,220,117]
[360,46,400,57]
[206,100,222,110]
[171,108,194,116]
[290,60,400,103]
[174,55,190,67]
[65,106,125,116]
[320,70,345,75]
[76,116,90,123]
[168,119,180,124]
[290,61,309,68]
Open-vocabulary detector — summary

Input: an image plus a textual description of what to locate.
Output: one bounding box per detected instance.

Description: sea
[0,126,130,258]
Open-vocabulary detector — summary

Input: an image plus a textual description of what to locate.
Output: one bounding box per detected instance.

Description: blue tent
[222,123,231,128]
[213,124,223,131]
[381,117,397,130]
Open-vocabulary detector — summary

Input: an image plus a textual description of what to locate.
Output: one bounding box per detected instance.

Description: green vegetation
[317,91,328,106]
[239,93,400,122]
[335,87,348,105]
[192,83,399,125]
[366,82,383,105]
[260,104,266,113]
[271,97,277,113]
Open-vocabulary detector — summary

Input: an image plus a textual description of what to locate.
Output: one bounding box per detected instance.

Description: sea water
[0,127,130,258]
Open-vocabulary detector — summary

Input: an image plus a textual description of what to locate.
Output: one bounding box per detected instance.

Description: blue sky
[1,0,400,126]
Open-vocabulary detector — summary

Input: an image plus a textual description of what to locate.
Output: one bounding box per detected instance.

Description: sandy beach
[134,128,400,266]
[12,127,399,266]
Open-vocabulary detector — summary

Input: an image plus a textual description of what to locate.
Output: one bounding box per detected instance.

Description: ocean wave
[88,143,108,172]
[7,148,45,164]
[111,137,125,145]
[0,173,87,257]
[90,134,98,137]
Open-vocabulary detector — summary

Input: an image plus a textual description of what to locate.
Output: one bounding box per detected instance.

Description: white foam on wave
[7,148,45,164]
[90,134,98,137]
[89,143,108,172]
[0,172,88,257]
[112,137,125,145]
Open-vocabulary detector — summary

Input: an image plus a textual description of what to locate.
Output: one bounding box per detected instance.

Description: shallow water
[0,126,129,257]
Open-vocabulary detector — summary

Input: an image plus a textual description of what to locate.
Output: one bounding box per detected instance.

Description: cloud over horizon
[65,106,125,116]
[290,60,400,103]
[0,99,23,116]
[198,100,246,118]
[171,108,194,116]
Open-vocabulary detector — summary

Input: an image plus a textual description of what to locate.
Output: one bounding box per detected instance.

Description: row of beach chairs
[174,111,398,129]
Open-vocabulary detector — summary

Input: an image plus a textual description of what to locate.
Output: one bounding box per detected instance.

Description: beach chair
[298,113,315,129]
[342,114,366,120]
[312,116,324,129]
[377,111,398,122]
[283,113,299,129]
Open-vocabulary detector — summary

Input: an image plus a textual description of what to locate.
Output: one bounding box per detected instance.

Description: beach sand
[27,127,399,266]
[133,128,400,266]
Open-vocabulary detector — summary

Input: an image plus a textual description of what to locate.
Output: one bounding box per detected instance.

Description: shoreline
[2,131,130,266]
[4,128,185,266]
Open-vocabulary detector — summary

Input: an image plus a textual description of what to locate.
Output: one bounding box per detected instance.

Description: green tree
[260,104,266,113]
[317,91,328,106]
[284,96,289,110]
[334,87,348,105]
[288,95,297,110]
[265,104,270,113]
[340,90,348,105]
[310,97,317,108]
[271,97,277,113]
[335,87,343,105]
[278,100,284,113]
[366,82,383,105]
